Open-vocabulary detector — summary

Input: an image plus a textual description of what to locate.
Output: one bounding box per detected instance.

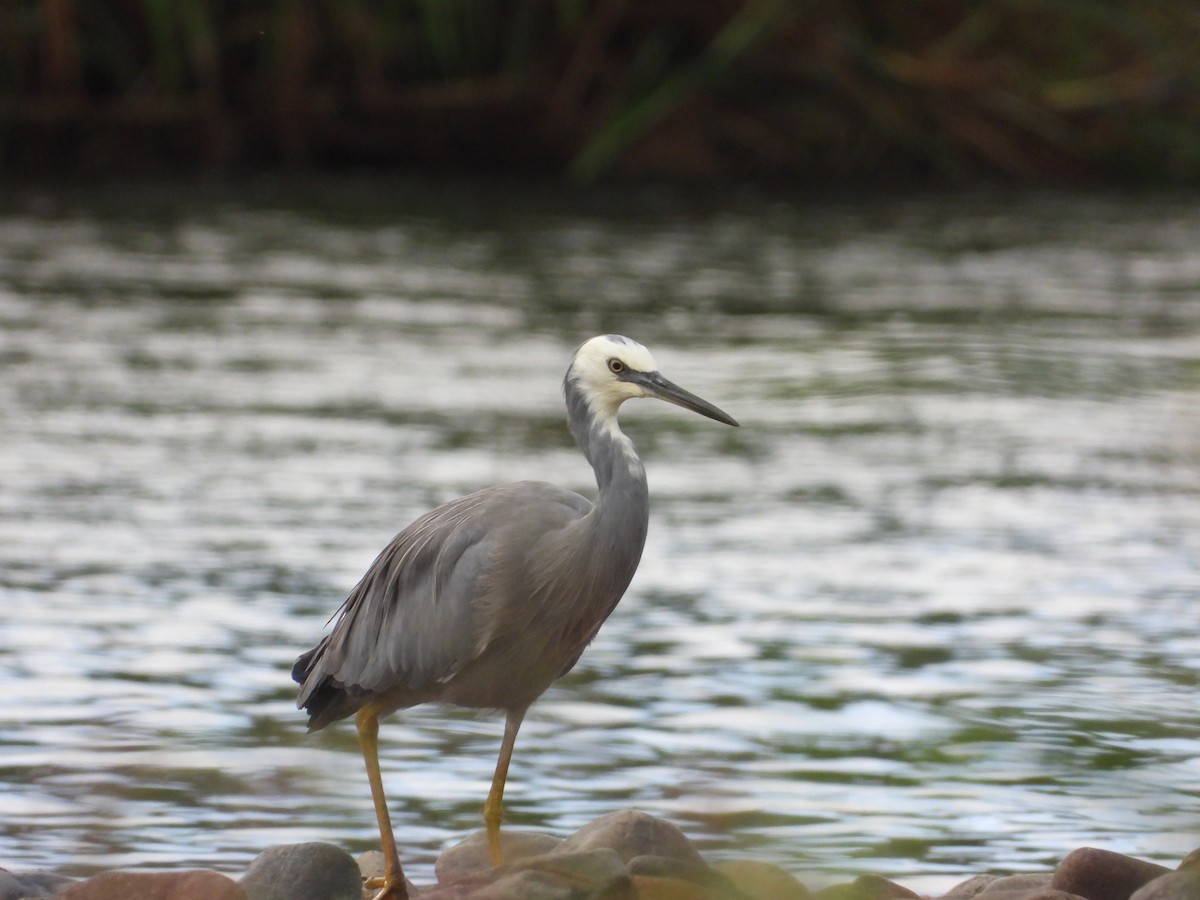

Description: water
[1,182,1197,892]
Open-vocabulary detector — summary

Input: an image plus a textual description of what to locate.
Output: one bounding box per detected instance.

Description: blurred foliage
[1,0,1198,180]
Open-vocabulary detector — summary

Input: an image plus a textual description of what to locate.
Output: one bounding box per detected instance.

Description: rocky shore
[2,810,1196,900]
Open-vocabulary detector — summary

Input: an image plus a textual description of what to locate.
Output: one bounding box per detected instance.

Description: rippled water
[1,182,1197,891]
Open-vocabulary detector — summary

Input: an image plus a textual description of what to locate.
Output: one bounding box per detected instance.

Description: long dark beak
[635,371,739,427]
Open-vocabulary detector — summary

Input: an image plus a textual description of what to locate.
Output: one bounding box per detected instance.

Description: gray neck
[564,375,650,582]
[564,374,647,493]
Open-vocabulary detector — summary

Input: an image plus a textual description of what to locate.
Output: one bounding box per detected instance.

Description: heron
[292,334,738,899]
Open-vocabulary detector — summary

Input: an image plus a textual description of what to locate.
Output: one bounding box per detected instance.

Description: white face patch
[567,335,658,420]
[565,335,654,478]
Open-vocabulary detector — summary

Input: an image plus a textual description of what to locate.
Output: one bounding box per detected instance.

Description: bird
[292,334,738,900]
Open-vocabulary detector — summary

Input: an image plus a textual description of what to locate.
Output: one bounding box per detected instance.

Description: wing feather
[294,481,591,725]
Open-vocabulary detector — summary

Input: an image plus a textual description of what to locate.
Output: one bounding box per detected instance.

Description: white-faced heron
[293,334,738,899]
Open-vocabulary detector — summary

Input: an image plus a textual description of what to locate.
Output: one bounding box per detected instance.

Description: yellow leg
[356,707,409,900]
[483,707,526,867]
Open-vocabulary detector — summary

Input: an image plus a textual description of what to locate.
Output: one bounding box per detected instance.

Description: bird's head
[566,335,739,427]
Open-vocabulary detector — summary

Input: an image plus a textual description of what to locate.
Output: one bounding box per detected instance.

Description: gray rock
[556,809,706,867]
[1051,848,1172,900]
[436,830,563,884]
[1129,869,1200,900]
[714,860,811,900]
[0,869,74,900]
[239,842,362,900]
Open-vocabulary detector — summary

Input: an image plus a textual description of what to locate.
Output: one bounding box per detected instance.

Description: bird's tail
[292,637,357,732]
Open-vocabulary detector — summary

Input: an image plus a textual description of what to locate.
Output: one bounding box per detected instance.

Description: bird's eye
[607,358,625,374]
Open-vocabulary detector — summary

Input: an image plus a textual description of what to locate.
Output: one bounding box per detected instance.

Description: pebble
[1,812,1195,900]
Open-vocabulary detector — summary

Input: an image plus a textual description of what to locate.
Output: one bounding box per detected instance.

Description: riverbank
[4,1,1200,182]
[2,810,1197,899]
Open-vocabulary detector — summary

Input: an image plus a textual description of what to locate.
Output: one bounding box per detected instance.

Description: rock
[940,873,1076,900]
[1051,848,1172,900]
[435,830,563,884]
[357,850,388,883]
[981,876,1057,895]
[0,868,75,900]
[815,874,921,900]
[239,842,362,900]
[519,848,634,895]
[464,868,587,899]
[422,847,633,899]
[54,870,247,900]
[714,860,811,900]
[943,875,1001,897]
[628,856,748,896]
[1178,850,1200,873]
[1129,869,1200,900]
[960,891,1088,900]
[631,876,715,900]
[556,810,706,868]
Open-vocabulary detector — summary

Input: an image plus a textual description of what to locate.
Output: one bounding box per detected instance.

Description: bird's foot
[364,873,409,900]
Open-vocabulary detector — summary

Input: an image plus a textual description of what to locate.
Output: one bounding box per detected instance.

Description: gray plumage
[292,334,737,900]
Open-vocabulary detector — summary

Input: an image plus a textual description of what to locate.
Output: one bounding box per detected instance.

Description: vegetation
[2,0,1199,181]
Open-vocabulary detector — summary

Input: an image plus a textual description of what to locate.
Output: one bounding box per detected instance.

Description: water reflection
[0,183,1197,890]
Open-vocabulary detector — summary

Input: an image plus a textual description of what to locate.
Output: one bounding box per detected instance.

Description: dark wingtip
[291,649,315,687]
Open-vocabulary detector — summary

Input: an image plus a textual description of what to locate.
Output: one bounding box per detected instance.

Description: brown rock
[981,876,1057,895]
[632,875,715,900]
[963,891,1088,900]
[815,874,921,900]
[1178,850,1200,874]
[556,810,706,868]
[461,868,582,899]
[628,856,739,894]
[942,875,1001,898]
[356,850,388,883]
[715,860,810,900]
[1129,869,1200,900]
[55,870,247,900]
[519,848,633,895]
[1051,848,1172,900]
[435,830,563,885]
[422,847,634,900]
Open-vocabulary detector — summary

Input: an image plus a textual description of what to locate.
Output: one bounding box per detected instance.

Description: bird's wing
[299,481,592,705]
